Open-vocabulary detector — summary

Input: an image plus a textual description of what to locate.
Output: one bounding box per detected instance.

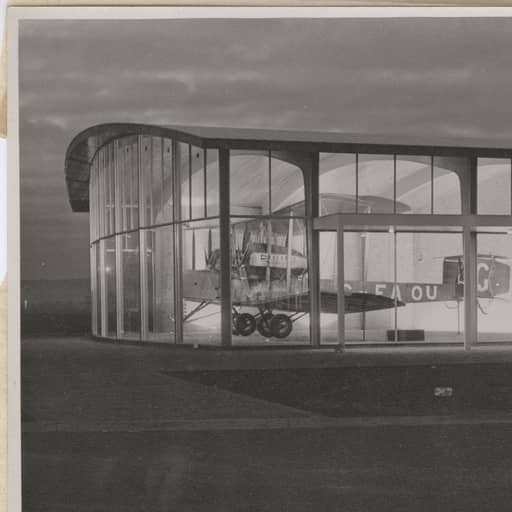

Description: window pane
[158,137,173,224]
[103,236,117,337]
[144,227,175,343]
[396,233,463,343]
[433,157,462,214]
[92,242,100,336]
[358,154,394,214]
[140,135,153,226]
[179,142,190,221]
[89,159,98,241]
[96,149,107,236]
[396,156,431,214]
[191,146,205,219]
[181,219,221,345]
[206,149,219,217]
[478,158,511,215]
[118,136,139,231]
[319,231,338,344]
[149,137,163,223]
[477,234,512,342]
[230,151,269,216]
[119,232,140,339]
[319,153,357,215]
[230,216,310,346]
[345,231,395,342]
[270,155,305,214]
[105,144,116,235]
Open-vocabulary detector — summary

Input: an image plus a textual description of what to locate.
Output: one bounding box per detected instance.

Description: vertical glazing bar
[161,138,165,215]
[116,234,123,338]
[139,230,147,341]
[99,239,108,337]
[173,140,184,344]
[286,215,293,293]
[219,148,232,347]
[393,154,397,214]
[138,135,147,341]
[464,156,478,350]
[98,150,103,238]
[336,220,345,349]
[468,156,478,215]
[393,230,398,342]
[114,140,124,338]
[464,226,477,350]
[90,245,97,336]
[355,153,359,214]
[189,145,193,220]
[111,144,116,234]
[149,138,154,226]
[307,152,321,347]
[114,140,122,233]
[430,155,434,215]
[203,148,208,218]
[268,150,272,214]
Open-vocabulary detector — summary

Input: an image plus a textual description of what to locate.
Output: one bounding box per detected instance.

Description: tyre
[271,314,293,339]
[256,313,274,337]
[234,313,257,336]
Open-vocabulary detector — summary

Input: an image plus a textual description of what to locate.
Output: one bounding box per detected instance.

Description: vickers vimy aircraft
[182,194,511,339]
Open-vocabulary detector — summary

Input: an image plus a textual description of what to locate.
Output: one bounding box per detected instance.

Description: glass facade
[229,152,309,345]
[319,153,462,215]
[478,158,512,215]
[477,233,512,342]
[89,135,220,344]
[85,128,512,348]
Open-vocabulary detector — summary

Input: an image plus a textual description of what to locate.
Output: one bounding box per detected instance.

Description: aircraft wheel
[271,314,293,339]
[235,313,257,336]
[232,317,240,335]
[257,313,274,338]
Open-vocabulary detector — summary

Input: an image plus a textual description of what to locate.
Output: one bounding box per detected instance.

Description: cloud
[18,17,512,279]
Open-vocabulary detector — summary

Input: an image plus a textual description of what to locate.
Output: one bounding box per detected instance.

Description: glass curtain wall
[320,229,465,345]
[318,151,466,345]
[229,151,309,345]
[318,153,462,216]
[477,158,512,215]
[179,145,221,345]
[89,135,222,344]
[477,233,512,342]
[90,137,512,347]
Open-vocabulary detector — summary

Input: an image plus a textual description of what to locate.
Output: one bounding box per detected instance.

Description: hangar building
[65,124,512,348]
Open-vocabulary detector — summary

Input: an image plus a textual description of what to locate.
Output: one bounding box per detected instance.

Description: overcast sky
[19,16,512,280]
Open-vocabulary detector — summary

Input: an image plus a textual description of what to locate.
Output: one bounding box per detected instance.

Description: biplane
[181,194,511,339]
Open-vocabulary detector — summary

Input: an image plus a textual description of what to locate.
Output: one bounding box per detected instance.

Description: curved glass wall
[89,133,511,348]
[89,135,221,344]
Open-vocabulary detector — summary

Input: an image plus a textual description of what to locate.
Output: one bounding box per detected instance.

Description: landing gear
[270,314,293,339]
[232,312,257,336]
[256,312,274,338]
[232,308,301,339]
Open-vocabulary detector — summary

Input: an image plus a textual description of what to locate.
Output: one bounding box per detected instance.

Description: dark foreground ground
[24,425,512,512]
[21,337,512,511]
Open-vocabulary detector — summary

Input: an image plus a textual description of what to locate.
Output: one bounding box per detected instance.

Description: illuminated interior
[69,124,512,348]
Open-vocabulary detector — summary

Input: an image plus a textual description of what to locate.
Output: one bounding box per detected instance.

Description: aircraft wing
[240,291,403,314]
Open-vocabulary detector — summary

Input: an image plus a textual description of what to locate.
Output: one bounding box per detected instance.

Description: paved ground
[23,425,512,512]
[20,336,512,511]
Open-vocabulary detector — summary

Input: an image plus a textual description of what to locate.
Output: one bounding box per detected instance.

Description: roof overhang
[65,122,512,213]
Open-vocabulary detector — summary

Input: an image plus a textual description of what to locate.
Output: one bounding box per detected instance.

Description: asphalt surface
[20,336,512,511]
[24,426,512,512]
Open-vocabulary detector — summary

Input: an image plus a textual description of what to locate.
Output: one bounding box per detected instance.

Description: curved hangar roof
[65,122,512,212]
